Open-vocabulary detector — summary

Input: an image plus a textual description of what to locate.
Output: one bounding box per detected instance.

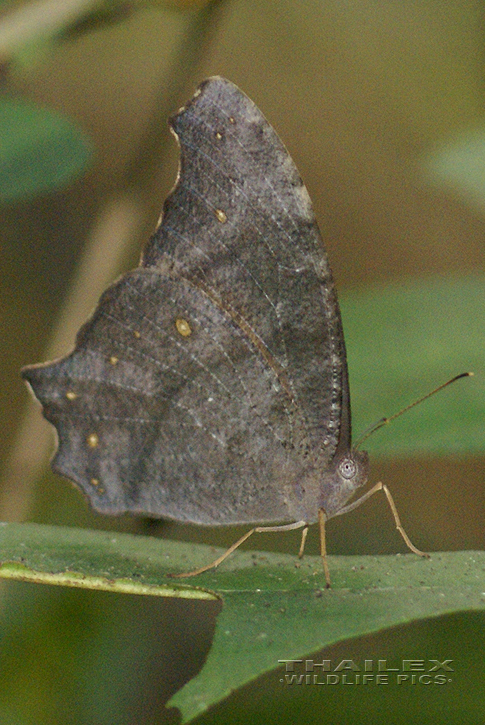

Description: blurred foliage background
[0,0,484,723]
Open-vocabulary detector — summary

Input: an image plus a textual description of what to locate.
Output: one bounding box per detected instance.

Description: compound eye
[339,458,357,479]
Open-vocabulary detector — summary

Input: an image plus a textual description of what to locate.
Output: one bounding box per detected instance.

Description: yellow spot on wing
[109,356,118,365]
[90,478,104,493]
[133,330,141,338]
[66,391,77,401]
[175,318,192,337]
[87,433,99,448]
[215,209,227,223]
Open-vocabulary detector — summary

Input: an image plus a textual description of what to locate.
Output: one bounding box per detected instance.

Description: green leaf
[172,561,485,722]
[0,523,483,723]
[342,275,484,455]
[0,97,92,202]
[0,522,215,601]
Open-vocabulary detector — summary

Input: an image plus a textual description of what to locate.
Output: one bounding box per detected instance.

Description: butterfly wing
[23,77,351,525]
[146,77,351,458]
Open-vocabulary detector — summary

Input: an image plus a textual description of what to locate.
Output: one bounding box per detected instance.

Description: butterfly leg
[318,509,331,588]
[298,525,309,559]
[335,482,429,558]
[380,484,429,557]
[168,520,308,578]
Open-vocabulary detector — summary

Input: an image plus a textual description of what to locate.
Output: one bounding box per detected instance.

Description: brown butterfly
[23,77,433,585]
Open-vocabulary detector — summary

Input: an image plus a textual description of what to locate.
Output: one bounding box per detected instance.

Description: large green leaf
[0,97,92,201]
[0,523,483,722]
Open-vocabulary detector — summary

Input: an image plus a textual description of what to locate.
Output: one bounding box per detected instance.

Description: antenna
[354,372,473,450]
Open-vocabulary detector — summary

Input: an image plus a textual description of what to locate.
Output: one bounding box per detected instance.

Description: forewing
[144,76,350,457]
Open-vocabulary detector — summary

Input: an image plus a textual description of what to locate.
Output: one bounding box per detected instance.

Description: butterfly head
[322,449,369,519]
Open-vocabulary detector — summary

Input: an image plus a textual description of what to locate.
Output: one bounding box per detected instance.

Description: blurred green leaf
[0,523,483,722]
[0,97,92,201]
[426,127,485,212]
[343,275,484,455]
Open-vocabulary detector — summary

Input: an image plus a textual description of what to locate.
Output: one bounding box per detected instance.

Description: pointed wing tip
[169,76,238,131]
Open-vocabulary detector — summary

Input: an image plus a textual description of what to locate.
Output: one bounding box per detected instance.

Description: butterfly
[23,77,427,585]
